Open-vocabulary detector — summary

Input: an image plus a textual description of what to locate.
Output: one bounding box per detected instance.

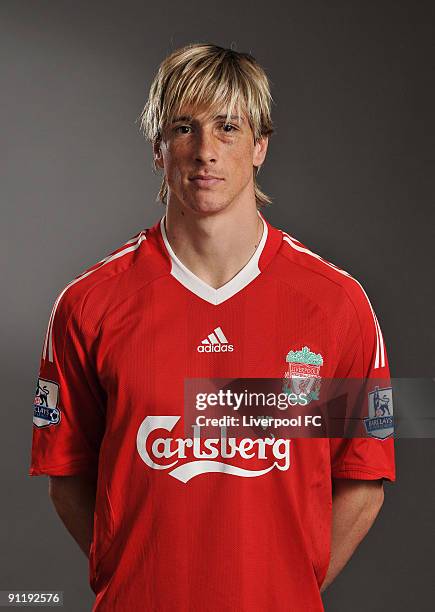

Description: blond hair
[138,43,275,208]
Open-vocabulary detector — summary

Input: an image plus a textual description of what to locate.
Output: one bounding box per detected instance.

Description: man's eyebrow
[171,115,193,123]
[214,114,244,122]
[171,114,244,124]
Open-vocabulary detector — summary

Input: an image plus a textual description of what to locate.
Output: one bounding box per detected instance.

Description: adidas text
[197,344,234,353]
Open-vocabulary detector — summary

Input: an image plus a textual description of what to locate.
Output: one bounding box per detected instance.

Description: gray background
[1,0,434,610]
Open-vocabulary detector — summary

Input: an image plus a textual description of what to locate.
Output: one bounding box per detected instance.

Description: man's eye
[221,123,237,132]
[174,125,191,134]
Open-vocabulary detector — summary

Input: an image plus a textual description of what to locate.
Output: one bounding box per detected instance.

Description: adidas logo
[197,326,234,353]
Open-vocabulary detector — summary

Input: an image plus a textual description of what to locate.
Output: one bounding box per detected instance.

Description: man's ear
[253,135,269,168]
[153,142,164,170]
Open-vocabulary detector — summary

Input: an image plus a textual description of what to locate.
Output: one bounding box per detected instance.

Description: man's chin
[183,197,230,216]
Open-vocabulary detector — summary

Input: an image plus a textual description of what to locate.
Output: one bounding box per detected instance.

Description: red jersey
[30,212,395,611]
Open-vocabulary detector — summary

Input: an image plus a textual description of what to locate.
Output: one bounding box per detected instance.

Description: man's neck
[164,202,264,290]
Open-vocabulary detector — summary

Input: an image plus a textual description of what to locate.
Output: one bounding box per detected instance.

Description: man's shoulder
[46,227,166,331]
[275,227,373,316]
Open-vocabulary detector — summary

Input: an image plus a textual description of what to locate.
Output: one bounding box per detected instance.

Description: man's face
[154,104,268,215]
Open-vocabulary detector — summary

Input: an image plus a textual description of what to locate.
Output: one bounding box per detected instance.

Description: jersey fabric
[29,212,396,612]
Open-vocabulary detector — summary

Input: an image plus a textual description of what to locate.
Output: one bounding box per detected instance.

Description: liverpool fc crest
[283,346,323,403]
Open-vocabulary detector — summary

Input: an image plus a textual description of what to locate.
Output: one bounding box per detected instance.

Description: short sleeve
[29,289,106,476]
[329,282,396,482]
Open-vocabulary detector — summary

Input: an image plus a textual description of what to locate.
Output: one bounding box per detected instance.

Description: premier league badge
[364,386,394,440]
[283,346,323,404]
[33,377,61,428]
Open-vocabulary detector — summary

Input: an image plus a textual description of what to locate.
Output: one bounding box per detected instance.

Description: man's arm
[48,474,98,558]
[320,478,385,593]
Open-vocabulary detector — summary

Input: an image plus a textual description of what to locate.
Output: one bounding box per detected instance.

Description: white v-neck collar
[160,213,268,305]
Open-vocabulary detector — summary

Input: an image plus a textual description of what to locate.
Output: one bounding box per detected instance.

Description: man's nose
[194,128,218,163]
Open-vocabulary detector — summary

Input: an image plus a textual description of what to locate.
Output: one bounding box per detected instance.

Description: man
[30,43,395,611]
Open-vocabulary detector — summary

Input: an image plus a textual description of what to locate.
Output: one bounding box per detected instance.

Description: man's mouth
[189,175,224,187]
